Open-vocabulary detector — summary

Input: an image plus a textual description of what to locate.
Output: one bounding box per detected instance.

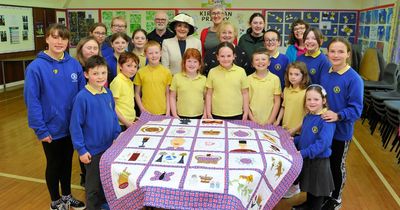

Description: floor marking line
[353,137,400,206]
[0,172,84,190]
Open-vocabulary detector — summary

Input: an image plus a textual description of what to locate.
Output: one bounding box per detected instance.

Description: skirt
[299,158,335,196]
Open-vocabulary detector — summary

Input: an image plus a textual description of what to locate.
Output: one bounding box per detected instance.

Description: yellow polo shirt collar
[305,50,321,58]
[311,107,328,115]
[251,71,270,81]
[270,51,280,59]
[44,51,65,60]
[329,64,350,75]
[85,84,107,95]
[182,72,202,80]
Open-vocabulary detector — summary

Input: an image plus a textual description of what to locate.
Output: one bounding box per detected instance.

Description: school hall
[0,0,399,209]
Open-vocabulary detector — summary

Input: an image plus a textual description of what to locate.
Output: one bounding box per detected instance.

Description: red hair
[181,48,203,74]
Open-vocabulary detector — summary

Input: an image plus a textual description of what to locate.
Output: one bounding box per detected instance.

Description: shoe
[62,194,86,210]
[291,201,309,210]
[100,203,110,210]
[283,184,301,198]
[322,198,342,210]
[50,199,68,210]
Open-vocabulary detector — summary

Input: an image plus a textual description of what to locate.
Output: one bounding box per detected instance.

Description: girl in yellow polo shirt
[206,42,249,120]
[170,48,206,119]
[275,61,310,136]
[274,61,310,199]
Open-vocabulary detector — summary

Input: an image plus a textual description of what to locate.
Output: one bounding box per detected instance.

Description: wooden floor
[1,87,399,210]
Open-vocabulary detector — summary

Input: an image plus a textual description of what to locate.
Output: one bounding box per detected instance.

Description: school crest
[71,73,78,82]
[312,126,318,134]
[333,86,341,93]
[310,68,316,75]
[53,69,58,74]
[274,64,281,71]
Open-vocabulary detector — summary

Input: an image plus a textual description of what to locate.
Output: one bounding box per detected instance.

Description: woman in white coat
[162,13,202,74]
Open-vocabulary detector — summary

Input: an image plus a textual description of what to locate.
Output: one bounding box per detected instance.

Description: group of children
[24,21,363,210]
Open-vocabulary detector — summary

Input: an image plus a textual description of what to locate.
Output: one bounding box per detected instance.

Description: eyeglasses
[155,18,167,22]
[93,32,106,36]
[211,12,223,16]
[112,24,127,28]
[264,39,278,43]
[294,26,306,32]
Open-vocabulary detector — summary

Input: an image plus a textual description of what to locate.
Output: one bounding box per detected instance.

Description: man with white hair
[147,11,175,46]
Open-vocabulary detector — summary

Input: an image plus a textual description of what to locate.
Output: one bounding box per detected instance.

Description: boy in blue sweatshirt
[263,29,289,90]
[24,24,86,210]
[293,84,336,210]
[320,37,363,210]
[70,55,121,210]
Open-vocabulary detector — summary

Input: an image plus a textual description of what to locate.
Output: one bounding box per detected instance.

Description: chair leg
[384,128,394,149]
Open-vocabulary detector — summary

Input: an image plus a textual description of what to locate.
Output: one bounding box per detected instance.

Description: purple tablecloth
[100,113,302,210]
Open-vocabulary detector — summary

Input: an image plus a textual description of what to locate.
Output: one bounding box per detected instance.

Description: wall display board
[0,5,34,53]
[67,10,99,46]
[266,10,357,48]
[358,6,394,62]
[101,10,175,37]
[180,9,261,38]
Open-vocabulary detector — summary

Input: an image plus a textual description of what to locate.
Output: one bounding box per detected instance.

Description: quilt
[100,112,302,210]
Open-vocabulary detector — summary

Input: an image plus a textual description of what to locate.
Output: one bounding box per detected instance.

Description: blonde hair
[144,40,161,53]
[216,21,238,40]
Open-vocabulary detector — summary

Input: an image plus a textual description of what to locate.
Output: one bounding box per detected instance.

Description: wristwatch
[337,113,343,121]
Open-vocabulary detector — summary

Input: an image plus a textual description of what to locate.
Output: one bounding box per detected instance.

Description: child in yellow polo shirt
[248,48,281,125]
[275,61,310,136]
[206,42,249,120]
[134,41,172,115]
[170,48,207,119]
[274,61,310,199]
[110,52,139,131]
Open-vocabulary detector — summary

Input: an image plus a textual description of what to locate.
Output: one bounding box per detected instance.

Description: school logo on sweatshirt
[310,68,316,75]
[312,126,318,134]
[333,86,341,93]
[53,69,58,74]
[274,64,281,71]
[71,73,78,82]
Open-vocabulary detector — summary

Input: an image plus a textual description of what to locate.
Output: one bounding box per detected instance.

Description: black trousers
[85,152,106,210]
[329,139,350,201]
[42,136,74,201]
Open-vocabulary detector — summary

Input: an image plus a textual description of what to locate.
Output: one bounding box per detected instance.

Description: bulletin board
[179,9,261,38]
[100,10,175,37]
[358,5,394,62]
[67,9,99,46]
[0,5,35,53]
[266,10,358,48]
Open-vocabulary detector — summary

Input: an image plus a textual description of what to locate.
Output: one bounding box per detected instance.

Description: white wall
[0,0,67,9]
[65,0,363,9]
[362,0,396,8]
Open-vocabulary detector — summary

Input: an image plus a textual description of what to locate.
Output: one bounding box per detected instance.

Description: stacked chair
[383,100,400,163]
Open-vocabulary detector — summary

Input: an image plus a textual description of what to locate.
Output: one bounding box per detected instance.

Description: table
[100,113,302,210]
[0,55,35,91]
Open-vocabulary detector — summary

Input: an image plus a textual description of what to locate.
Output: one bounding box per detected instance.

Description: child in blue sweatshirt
[24,24,86,210]
[320,37,363,210]
[70,55,121,210]
[292,84,336,210]
[296,28,331,84]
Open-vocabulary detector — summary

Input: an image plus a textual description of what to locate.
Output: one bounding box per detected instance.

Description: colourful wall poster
[67,10,99,46]
[180,9,259,38]
[101,10,175,37]
[201,0,232,8]
[358,6,394,62]
[0,5,34,53]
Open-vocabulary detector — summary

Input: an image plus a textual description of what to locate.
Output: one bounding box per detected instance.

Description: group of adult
[75,6,311,80]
